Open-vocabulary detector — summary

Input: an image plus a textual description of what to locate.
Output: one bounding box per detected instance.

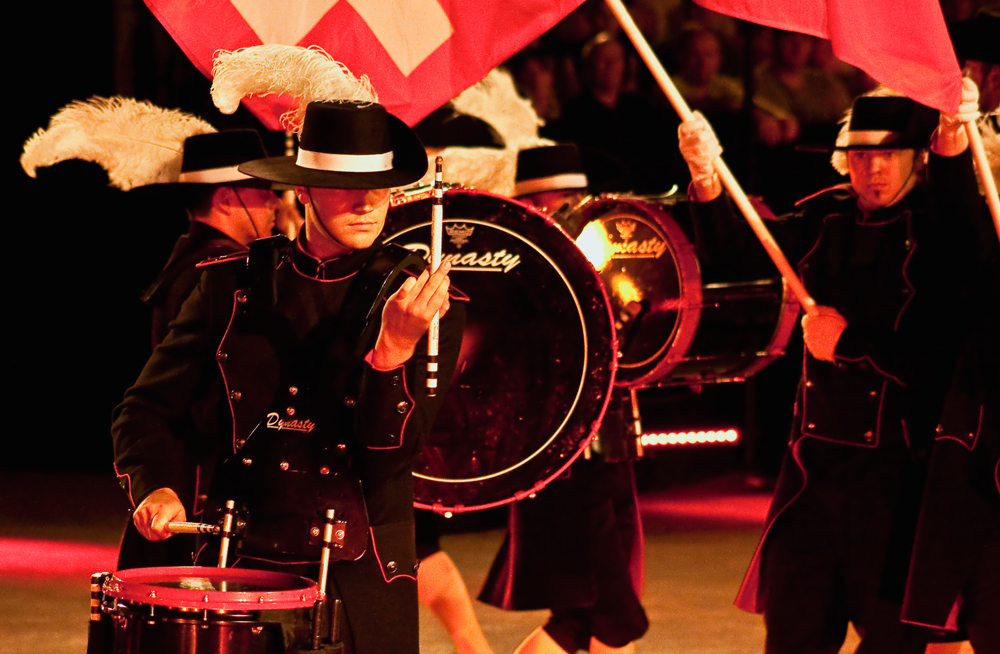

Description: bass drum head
[573,195,701,387]
[384,189,616,512]
[573,194,799,387]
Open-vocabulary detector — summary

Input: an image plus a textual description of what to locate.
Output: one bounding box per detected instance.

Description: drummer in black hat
[513,143,592,235]
[111,99,463,654]
[140,129,282,348]
[113,129,284,573]
[676,80,985,653]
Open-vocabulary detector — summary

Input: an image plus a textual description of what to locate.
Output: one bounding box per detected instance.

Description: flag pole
[964,121,1000,243]
[603,0,818,315]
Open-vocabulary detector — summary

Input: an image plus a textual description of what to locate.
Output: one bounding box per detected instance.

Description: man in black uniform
[677,81,984,653]
[902,12,1000,650]
[111,100,464,654]
[116,129,283,571]
[479,143,649,654]
[140,129,282,348]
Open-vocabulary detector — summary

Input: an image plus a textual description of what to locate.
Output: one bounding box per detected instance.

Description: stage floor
[0,470,912,654]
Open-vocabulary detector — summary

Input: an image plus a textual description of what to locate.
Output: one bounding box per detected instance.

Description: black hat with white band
[831,96,939,151]
[176,129,273,188]
[514,143,589,197]
[239,101,428,189]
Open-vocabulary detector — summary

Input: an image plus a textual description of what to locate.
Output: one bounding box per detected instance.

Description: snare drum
[101,566,317,654]
[571,194,800,387]
[384,189,617,513]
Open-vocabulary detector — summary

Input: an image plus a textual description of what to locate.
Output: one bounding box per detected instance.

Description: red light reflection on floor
[0,538,118,576]
[639,493,771,527]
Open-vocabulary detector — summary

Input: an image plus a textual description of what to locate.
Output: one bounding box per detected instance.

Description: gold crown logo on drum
[446,223,475,248]
[615,219,637,241]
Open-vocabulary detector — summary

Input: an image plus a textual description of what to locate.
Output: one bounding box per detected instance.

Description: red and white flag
[692,0,962,114]
[144,0,584,129]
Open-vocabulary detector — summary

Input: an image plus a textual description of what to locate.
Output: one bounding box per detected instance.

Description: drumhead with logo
[384,189,617,512]
[571,194,799,387]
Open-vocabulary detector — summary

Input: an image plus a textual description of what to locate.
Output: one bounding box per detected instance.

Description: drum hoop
[386,218,591,484]
[104,566,318,610]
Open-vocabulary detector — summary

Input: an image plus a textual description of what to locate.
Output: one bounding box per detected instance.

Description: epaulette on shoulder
[794,183,854,210]
[196,251,249,268]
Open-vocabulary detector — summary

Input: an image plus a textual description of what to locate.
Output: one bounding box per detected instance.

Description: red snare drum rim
[104,566,318,610]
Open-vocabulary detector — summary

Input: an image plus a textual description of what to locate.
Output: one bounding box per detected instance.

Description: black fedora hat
[413,105,506,149]
[514,143,589,197]
[239,101,427,189]
[830,95,939,151]
[176,129,273,188]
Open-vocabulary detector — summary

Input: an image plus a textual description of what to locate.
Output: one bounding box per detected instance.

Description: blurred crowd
[501,0,991,211]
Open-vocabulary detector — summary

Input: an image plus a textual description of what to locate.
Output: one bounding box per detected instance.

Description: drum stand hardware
[304,508,344,652]
[87,572,113,654]
[218,499,236,568]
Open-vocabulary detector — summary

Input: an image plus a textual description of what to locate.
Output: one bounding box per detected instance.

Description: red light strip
[639,429,740,447]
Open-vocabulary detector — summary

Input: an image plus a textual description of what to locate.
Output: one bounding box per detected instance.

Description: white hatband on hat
[514,173,589,197]
[178,165,254,184]
[296,148,394,173]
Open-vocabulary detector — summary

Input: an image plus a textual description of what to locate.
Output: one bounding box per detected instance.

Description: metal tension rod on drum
[312,509,342,651]
[604,0,819,315]
[427,155,444,397]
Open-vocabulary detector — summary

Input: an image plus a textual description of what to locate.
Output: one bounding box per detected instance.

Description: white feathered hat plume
[451,68,551,153]
[411,68,554,196]
[20,96,216,190]
[211,45,377,134]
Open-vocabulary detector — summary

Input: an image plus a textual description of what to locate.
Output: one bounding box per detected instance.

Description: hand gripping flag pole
[428,156,444,396]
[603,0,818,315]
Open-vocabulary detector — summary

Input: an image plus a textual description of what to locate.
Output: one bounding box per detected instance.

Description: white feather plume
[410,68,552,195]
[211,45,377,134]
[451,68,551,153]
[20,96,215,190]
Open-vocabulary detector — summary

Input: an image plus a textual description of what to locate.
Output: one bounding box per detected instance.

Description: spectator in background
[672,28,745,116]
[750,30,852,212]
[546,32,680,193]
[753,30,852,145]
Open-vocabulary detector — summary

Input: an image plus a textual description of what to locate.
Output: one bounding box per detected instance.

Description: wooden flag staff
[604,0,820,314]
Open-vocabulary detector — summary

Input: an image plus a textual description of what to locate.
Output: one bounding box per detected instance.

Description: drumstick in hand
[428,156,443,397]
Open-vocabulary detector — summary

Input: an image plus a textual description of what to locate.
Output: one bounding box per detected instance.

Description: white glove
[941,77,980,127]
[678,111,723,182]
[801,305,847,363]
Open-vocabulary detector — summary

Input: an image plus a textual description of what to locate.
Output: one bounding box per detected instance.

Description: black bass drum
[384,189,617,513]
[571,194,799,387]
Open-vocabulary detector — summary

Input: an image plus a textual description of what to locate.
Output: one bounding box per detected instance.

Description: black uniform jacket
[902,198,999,630]
[112,235,465,569]
[141,221,245,348]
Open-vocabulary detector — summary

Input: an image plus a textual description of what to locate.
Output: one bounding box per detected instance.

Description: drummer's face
[298,186,391,253]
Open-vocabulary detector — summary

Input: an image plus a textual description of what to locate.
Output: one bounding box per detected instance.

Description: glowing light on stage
[640,428,740,447]
[576,221,614,272]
